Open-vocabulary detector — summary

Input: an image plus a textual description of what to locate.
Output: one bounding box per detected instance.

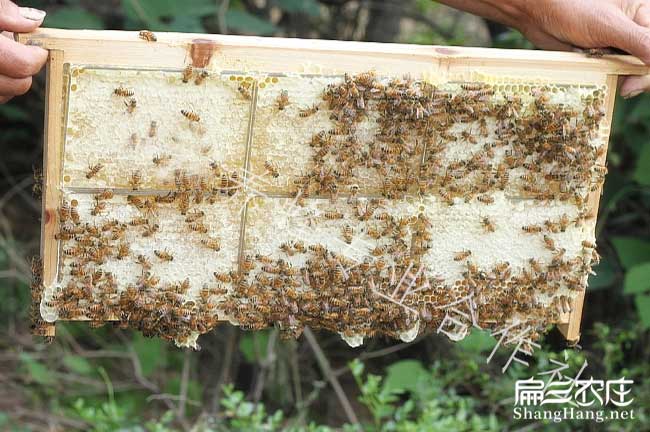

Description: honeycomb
[33,66,608,348]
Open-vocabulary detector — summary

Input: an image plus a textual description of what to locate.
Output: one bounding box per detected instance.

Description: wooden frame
[19,28,639,343]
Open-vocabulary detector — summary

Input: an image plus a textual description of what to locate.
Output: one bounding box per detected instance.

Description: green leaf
[0,105,30,122]
[168,15,205,33]
[457,329,496,353]
[226,10,277,35]
[587,259,616,290]
[63,354,94,375]
[132,334,165,377]
[634,144,650,185]
[634,294,650,329]
[277,0,321,17]
[623,262,650,294]
[123,0,215,26]
[382,360,428,394]
[239,330,270,363]
[612,237,650,269]
[626,94,650,123]
[19,352,55,385]
[45,7,104,30]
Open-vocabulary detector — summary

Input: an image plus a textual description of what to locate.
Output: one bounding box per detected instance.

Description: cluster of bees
[33,70,607,345]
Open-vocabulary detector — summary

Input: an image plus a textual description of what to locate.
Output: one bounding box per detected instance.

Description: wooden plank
[16,28,648,76]
[38,49,66,337]
[557,74,619,343]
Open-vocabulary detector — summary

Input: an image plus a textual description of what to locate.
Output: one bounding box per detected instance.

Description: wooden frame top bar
[17,28,649,76]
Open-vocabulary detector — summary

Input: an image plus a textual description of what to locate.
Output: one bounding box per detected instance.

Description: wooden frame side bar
[38,49,66,337]
[557,74,619,343]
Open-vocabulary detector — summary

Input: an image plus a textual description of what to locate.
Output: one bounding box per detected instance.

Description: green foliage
[45,6,104,29]
[275,0,321,17]
[623,262,650,294]
[239,330,271,363]
[20,352,56,386]
[634,144,650,185]
[133,333,166,377]
[62,354,94,376]
[225,10,278,36]
[219,384,284,431]
[612,237,650,268]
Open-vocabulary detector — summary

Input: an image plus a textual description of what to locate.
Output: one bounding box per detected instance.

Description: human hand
[513,0,650,98]
[0,0,47,104]
[437,0,650,98]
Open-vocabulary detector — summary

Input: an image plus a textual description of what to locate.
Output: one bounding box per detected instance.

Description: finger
[620,75,650,98]
[522,28,574,52]
[0,74,31,96]
[0,35,47,78]
[0,0,45,33]
[632,3,650,27]
[597,9,650,64]
[0,95,13,104]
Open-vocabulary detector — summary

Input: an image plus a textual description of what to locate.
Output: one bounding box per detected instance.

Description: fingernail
[623,89,643,99]
[19,7,46,21]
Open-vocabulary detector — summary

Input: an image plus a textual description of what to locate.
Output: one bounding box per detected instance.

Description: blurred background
[1,1,649,431]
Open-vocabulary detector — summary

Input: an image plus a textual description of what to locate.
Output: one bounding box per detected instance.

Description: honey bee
[238,83,252,99]
[522,225,543,234]
[264,161,280,178]
[136,254,152,270]
[148,121,158,137]
[454,250,472,261]
[142,223,159,237]
[59,200,71,221]
[342,225,354,244]
[181,109,200,122]
[476,194,494,204]
[130,133,139,147]
[129,170,142,190]
[194,70,209,85]
[293,241,306,253]
[299,104,319,118]
[70,207,80,224]
[581,240,596,249]
[117,243,130,260]
[155,249,174,261]
[529,258,542,273]
[189,222,208,234]
[460,130,477,144]
[139,30,157,42]
[276,90,290,110]
[282,243,303,259]
[585,48,605,58]
[125,98,137,113]
[185,210,205,223]
[543,235,556,251]
[241,255,255,273]
[113,86,134,97]
[461,83,486,91]
[481,217,495,233]
[95,189,114,201]
[152,153,172,166]
[478,118,489,137]
[324,211,344,220]
[86,163,104,179]
[182,65,194,83]
[213,272,232,284]
[201,237,221,251]
[91,200,106,216]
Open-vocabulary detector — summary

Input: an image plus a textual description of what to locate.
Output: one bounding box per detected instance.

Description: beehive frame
[19,28,647,346]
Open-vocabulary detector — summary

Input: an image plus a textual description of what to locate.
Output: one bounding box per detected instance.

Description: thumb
[0,0,45,34]
[603,15,650,65]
